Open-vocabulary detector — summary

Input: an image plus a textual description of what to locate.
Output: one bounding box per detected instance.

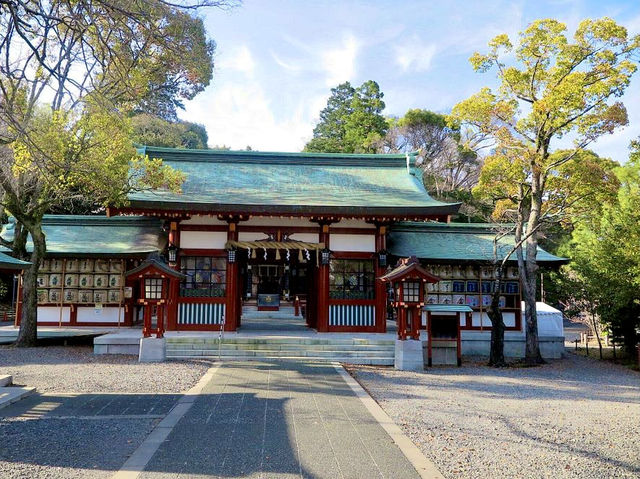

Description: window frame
[329,258,375,301]
[179,255,227,298]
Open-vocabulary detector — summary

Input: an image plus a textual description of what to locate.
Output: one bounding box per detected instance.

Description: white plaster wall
[181,215,226,225]
[180,231,227,249]
[238,232,270,242]
[330,234,375,252]
[37,306,71,323]
[289,233,319,243]
[77,307,124,323]
[471,311,517,328]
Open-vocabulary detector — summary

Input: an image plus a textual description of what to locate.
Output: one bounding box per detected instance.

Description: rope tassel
[275,249,281,260]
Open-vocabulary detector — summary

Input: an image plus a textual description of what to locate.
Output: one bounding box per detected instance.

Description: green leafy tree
[131,114,209,149]
[565,142,640,355]
[305,80,388,153]
[450,18,639,364]
[0,0,232,347]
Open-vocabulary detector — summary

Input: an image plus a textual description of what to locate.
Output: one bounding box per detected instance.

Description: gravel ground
[0,345,212,393]
[351,353,640,479]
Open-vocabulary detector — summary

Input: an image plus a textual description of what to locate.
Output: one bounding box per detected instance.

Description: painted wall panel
[289,233,319,243]
[180,231,227,249]
[330,234,375,252]
[471,311,516,328]
[37,306,71,323]
[77,307,124,323]
[178,302,225,325]
[238,232,270,242]
[329,304,375,327]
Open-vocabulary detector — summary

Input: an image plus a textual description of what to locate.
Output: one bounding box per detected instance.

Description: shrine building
[5,146,565,356]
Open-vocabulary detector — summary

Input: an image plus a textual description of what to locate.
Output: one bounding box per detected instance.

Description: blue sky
[180,0,640,163]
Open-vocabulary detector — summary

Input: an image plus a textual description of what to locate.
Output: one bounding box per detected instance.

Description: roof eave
[121,200,462,219]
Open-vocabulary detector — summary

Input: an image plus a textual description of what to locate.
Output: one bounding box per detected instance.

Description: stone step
[0,386,36,410]
[167,348,393,358]
[167,338,394,346]
[167,354,394,366]
[166,344,394,352]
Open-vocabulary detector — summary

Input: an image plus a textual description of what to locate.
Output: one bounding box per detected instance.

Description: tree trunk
[523,176,543,365]
[488,269,506,367]
[590,307,603,360]
[14,222,46,347]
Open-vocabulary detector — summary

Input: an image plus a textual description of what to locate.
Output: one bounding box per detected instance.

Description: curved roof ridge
[140,145,416,167]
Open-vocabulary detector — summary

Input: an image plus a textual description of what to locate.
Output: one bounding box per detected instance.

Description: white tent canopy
[522,301,564,337]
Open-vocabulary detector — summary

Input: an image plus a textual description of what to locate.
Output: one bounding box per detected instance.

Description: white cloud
[395,36,438,72]
[216,45,255,76]
[270,51,301,72]
[321,34,359,86]
[180,80,313,152]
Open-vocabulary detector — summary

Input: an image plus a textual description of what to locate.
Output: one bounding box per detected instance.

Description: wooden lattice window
[144,278,164,300]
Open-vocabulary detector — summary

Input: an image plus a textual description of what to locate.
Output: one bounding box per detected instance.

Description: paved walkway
[137,361,421,479]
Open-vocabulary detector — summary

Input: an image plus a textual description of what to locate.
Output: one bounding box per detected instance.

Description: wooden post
[409,306,420,340]
[374,224,387,333]
[317,223,330,332]
[58,259,67,328]
[427,310,433,367]
[397,307,406,340]
[142,300,151,338]
[457,312,463,367]
[117,259,124,328]
[167,222,180,331]
[225,221,239,331]
[156,302,165,338]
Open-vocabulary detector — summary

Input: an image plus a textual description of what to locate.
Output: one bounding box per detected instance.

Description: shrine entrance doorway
[229,240,323,331]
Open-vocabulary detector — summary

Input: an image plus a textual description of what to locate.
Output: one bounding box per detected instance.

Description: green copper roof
[388,222,566,264]
[0,216,164,257]
[0,251,30,270]
[129,146,460,217]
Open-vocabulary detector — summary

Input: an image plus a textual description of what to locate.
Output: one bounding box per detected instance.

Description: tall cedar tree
[305,81,388,153]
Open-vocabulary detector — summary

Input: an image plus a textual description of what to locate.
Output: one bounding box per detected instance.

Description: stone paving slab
[139,361,421,479]
[0,392,180,419]
[0,390,180,478]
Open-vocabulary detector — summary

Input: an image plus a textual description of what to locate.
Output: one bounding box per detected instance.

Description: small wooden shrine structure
[379,256,440,340]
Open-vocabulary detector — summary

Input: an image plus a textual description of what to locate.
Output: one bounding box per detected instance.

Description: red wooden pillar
[317,223,330,332]
[225,221,239,331]
[166,221,180,331]
[142,301,151,337]
[397,307,406,340]
[374,224,387,333]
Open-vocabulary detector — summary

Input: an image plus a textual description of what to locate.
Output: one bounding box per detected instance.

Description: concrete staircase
[166,336,395,365]
[166,307,396,365]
